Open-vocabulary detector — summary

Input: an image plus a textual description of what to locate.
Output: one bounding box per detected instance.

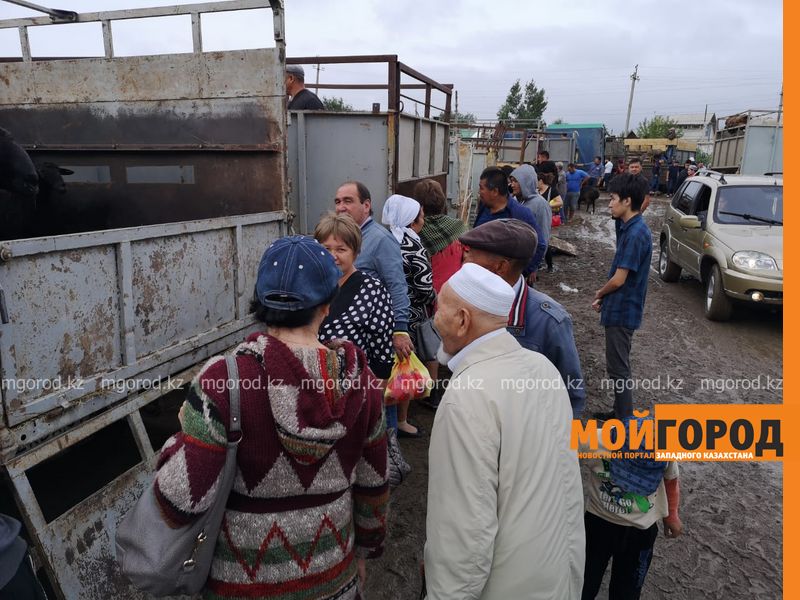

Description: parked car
[658,171,783,321]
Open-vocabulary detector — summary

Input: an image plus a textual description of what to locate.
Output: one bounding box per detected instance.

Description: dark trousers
[0,554,48,600]
[605,326,634,418]
[581,512,658,600]
[545,246,554,269]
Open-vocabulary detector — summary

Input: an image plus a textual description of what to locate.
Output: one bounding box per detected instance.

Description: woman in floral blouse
[382,194,435,437]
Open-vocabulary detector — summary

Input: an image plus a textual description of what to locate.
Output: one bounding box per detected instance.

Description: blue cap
[256,236,341,310]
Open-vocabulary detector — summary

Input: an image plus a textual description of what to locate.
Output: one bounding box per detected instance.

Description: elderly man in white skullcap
[425,263,585,600]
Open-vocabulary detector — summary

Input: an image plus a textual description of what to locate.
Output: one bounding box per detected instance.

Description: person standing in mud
[626,157,651,214]
[425,263,584,599]
[591,174,652,420]
[580,417,683,600]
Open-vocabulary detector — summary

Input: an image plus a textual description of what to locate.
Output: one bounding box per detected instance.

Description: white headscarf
[381,194,421,243]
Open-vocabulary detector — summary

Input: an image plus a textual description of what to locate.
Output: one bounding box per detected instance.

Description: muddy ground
[365,196,783,599]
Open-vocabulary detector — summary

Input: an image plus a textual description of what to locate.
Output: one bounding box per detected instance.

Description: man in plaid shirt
[591,174,652,420]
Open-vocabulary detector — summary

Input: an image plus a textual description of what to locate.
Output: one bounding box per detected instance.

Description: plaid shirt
[601,214,652,329]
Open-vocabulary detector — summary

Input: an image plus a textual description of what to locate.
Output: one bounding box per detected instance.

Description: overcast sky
[0,0,783,132]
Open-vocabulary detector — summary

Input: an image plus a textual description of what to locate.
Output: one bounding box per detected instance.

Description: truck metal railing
[1,0,284,60]
[453,121,572,163]
[286,54,452,119]
[712,109,783,175]
[284,55,453,232]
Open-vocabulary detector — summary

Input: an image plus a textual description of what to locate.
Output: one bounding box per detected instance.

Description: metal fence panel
[287,112,391,233]
[131,230,236,358]
[0,247,123,425]
[398,116,416,181]
[741,125,783,175]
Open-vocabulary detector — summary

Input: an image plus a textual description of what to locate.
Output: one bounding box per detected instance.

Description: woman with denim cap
[154,236,389,600]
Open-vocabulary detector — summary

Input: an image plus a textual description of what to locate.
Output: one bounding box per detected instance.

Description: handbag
[115,354,242,596]
[413,318,441,362]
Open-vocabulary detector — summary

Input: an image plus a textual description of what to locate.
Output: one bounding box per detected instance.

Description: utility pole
[314,57,324,91]
[768,83,783,173]
[623,64,639,137]
[702,103,708,141]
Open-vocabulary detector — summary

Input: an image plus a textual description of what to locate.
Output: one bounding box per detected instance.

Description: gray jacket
[355,217,410,332]
[512,164,552,244]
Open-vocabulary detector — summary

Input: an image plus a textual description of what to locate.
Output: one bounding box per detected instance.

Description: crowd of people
[131,161,684,600]
[0,63,703,600]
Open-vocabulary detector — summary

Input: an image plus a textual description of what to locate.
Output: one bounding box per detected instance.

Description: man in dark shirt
[586,156,604,187]
[627,157,652,214]
[536,150,559,183]
[675,160,693,190]
[591,174,652,420]
[650,157,664,194]
[667,159,681,195]
[286,64,324,110]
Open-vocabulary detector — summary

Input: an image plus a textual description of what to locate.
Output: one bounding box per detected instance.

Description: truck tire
[658,240,681,282]
[705,263,733,321]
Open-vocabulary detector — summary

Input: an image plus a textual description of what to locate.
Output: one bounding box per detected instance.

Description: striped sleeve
[154,356,230,527]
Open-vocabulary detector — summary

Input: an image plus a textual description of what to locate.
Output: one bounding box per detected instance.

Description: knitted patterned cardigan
[154,332,389,600]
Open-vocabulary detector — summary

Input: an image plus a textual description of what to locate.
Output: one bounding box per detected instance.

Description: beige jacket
[425,331,584,599]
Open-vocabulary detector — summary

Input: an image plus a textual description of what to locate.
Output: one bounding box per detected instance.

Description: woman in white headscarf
[382,194,435,437]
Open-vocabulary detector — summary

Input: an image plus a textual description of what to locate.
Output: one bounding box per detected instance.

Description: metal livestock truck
[0,1,452,596]
[710,110,783,175]
[0,2,288,597]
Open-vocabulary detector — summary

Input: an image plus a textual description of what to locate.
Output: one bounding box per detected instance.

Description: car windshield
[714,185,783,225]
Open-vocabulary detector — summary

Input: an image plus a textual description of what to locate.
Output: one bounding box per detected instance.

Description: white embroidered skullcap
[447,263,515,317]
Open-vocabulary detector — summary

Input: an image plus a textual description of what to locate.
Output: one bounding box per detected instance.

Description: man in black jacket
[286,64,324,110]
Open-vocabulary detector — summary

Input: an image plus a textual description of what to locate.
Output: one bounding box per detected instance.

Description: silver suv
[658,171,783,321]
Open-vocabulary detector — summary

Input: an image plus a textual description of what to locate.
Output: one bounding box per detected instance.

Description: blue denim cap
[256,235,341,310]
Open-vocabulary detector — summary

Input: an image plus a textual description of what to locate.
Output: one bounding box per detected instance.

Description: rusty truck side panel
[0,3,288,598]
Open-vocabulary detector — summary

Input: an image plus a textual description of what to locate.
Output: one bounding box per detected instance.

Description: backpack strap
[224,354,242,445]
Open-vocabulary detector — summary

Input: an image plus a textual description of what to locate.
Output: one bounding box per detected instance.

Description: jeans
[605,326,634,418]
[385,404,398,430]
[650,174,659,193]
[667,179,677,195]
[581,512,658,600]
[565,192,580,210]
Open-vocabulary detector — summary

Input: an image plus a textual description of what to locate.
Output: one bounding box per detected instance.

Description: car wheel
[658,240,681,282]
[705,264,733,321]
